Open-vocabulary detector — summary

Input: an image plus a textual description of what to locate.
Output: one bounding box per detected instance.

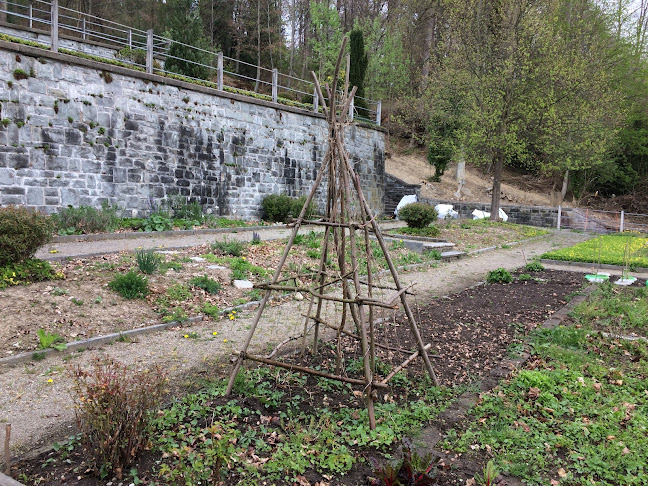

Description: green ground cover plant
[391,226,441,238]
[108,271,149,299]
[0,259,63,289]
[442,292,648,485]
[541,234,648,268]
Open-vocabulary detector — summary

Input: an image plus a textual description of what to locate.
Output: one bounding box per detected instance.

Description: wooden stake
[4,424,10,475]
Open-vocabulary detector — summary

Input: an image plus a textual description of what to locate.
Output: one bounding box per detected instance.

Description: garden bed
[0,233,440,358]
[388,220,549,252]
[14,269,588,485]
[541,233,648,268]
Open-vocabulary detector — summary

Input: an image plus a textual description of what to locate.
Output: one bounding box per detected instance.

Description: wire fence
[0,0,381,124]
[559,207,648,234]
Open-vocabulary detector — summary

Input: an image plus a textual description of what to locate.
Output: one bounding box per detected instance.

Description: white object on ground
[394,194,418,219]
[207,265,227,270]
[435,204,459,219]
[190,256,206,262]
[233,280,254,289]
[471,208,508,221]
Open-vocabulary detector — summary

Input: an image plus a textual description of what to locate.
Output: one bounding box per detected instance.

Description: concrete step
[423,242,456,251]
[440,250,467,260]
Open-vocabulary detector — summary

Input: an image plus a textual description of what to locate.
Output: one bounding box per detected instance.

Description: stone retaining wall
[0,39,385,219]
[422,198,559,228]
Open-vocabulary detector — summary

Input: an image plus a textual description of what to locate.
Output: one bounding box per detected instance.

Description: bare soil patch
[14,269,586,485]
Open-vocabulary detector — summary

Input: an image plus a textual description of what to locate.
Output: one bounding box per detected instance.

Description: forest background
[35,0,648,216]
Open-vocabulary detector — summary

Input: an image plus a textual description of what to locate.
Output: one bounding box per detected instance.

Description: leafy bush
[290,195,316,220]
[169,195,203,221]
[486,268,513,284]
[212,238,247,257]
[262,194,293,222]
[398,203,438,229]
[144,212,173,232]
[135,249,161,274]
[189,275,222,294]
[69,358,166,479]
[0,259,62,288]
[116,47,147,66]
[0,206,53,266]
[108,271,149,299]
[53,202,119,235]
[525,261,545,272]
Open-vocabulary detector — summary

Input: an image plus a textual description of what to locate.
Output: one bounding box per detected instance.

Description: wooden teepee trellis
[225,38,438,429]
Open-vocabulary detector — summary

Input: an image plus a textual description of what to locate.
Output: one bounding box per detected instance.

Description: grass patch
[390,226,441,238]
[541,234,648,268]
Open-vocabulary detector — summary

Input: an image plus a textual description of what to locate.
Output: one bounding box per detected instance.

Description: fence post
[272,68,278,103]
[217,52,223,90]
[313,86,319,113]
[50,0,59,52]
[82,17,86,40]
[376,100,381,126]
[557,205,562,230]
[127,29,132,49]
[146,29,153,74]
[348,96,354,121]
[620,210,625,233]
[29,1,33,28]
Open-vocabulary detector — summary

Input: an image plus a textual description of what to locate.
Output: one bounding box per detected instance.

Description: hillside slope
[386,150,556,207]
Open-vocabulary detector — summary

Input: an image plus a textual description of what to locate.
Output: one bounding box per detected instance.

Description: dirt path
[5,229,592,457]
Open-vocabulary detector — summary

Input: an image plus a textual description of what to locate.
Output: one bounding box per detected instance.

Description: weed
[188,274,222,294]
[474,460,499,486]
[37,329,67,351]
[53,203,119,234]
[166,283,192,301]
[486,268,512,284]
[70,297,84,306]
[32,351,46,361]
[525,260,544,272]
[369,438,439,485]
[0,259,62,289]
[108,271,149,299]
[518,273,531,281]
[135,249,161,274]
[51,286,69,296]
[144,212,173,232]
[161,308,188,323]
[69,358,166,479]
[202,303,221,318]
[13,68,29,80]
[212,238,247,257]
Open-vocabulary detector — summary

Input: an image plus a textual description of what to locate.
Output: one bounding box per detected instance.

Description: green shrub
[53,202,119,235]
[144,212,173,232]
[116,47,147,65]
[108,271,149,299]
[262,194,293,222]
[525,261,545,272]
[169,195,203,221]
[0,259,62,288]
[486,268,513,284]
[69,358,166,478]
[212,238,247,257]
[135,249,161,274]
[189,275,222,294]
[398,203,438,229]
[0,206,53,266]
[290,195,316,220]
[119,217,146,231]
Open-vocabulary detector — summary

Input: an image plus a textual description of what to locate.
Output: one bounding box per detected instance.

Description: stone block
[26,187,44,205]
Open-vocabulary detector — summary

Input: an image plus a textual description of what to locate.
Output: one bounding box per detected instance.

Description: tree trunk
[419,10,435,91]
[560,169,569,202]
[490,150,503,220]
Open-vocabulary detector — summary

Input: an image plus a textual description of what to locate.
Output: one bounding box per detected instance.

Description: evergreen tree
[349,29,368,112]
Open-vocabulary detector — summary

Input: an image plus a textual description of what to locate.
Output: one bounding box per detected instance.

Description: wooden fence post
[272,68,278,103]
[348,96,354,121]
[146,29,153,74]
[217,52,223,90]
[50,0,59,52]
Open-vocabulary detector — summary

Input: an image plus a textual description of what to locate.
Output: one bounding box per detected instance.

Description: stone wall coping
[0,37,386,133]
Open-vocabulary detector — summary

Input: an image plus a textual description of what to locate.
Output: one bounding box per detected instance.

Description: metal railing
[0,0,382,125]
[558,206,648,234]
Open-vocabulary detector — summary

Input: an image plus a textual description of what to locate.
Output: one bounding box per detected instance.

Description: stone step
[440,250,467,260]
[423,242,456,251]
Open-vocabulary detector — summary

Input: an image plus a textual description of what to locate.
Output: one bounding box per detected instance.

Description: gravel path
[6,228,593,458]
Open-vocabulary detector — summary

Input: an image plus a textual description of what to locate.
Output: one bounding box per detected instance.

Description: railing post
[348,96,354,121]
[146,29,153,74]
[557,205,562,230]
[217,52,223,90]
[82,17,86,40]
[620,210,625,232]
[50,0,59,52]
[29,2,33,28]
[128,29,132,50]
[313,86,319,113]
[272,68,278,103]
[376,100,382,126]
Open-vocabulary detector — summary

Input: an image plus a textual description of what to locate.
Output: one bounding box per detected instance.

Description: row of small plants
[28,352,455,485]
[541,234,648,268]
[441,283,648,485]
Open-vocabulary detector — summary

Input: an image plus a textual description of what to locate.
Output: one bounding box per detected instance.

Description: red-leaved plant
[69,358,167,479]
